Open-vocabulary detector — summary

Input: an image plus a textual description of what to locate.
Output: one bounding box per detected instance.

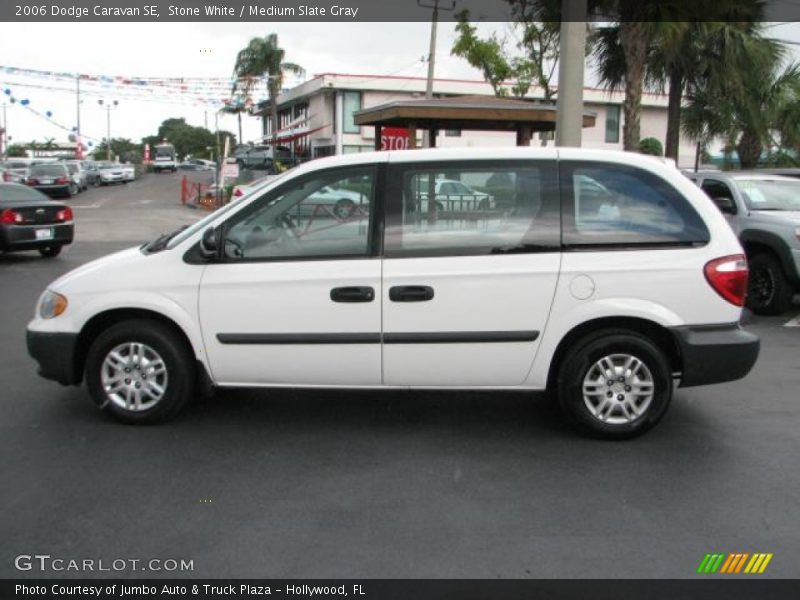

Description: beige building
[254,72,698,168]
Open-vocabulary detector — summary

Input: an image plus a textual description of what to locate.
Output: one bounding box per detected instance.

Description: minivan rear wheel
[85,319,195,424]
[557,330,672,439]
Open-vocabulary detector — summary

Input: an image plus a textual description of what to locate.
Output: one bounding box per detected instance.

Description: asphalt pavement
[1,173,799,579]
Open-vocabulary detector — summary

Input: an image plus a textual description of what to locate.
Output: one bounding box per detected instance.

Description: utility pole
[98,99,119,161]
[1,103,7,160]
[76,75,81,137]
[555,0,588,147]
[418,0,454,146]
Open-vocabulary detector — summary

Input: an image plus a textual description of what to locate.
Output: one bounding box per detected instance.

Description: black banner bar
[3,579,800,600]
[1,0,800,23]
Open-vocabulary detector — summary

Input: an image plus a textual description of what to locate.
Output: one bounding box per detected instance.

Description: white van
[26,148,759,438]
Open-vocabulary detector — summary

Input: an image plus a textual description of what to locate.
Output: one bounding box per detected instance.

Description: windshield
[734,179,800,211]
[165,169,294,249]
[156,146,175,157]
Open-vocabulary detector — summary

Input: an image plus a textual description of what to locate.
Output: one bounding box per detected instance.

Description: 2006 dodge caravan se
[27,148,760,438]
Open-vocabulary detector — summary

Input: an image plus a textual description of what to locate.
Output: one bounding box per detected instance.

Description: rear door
[381,158,562,386]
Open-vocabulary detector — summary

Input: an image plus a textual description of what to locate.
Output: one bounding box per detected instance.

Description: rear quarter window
[561,162,710,248]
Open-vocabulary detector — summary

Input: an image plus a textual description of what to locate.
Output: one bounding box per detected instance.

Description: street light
[98,99,119,161]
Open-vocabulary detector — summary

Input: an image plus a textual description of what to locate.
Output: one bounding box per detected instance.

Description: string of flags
[0,64,303,108]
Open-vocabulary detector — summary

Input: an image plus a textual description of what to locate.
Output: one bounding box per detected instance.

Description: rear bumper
[0,223,74,251]
[26,329,80,385]
[33,185,71,196]
[671,324,760,387]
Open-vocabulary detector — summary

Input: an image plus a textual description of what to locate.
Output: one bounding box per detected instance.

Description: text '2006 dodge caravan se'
[27,148,759,438]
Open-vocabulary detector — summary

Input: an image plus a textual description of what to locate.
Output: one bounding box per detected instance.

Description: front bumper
[671,324,760,387]
[0,223,74,252]
[26,330,80,385]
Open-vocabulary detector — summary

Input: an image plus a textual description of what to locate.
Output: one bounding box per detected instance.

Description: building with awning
[251,72,698,167]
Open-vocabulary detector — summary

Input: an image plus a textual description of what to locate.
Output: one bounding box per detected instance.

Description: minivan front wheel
[557,330,672,439]
[85,319,195,424]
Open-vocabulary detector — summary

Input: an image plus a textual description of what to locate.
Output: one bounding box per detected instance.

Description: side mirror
[712,196,737,215]
[199,227,220,259]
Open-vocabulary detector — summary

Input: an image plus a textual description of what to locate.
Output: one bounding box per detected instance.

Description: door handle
[389,285,434,302]
[330,286,375,303]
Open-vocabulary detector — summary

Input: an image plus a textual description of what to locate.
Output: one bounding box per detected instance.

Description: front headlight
[39,290,68,319]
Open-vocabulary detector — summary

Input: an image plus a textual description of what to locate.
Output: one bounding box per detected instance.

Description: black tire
[85,319,195,424]
[557,329,673,439]
[38,245,62,258]
[746,253,793,315]
[334,198,355,219]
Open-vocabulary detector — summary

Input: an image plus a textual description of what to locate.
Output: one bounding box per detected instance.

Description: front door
[199,164,383,386]
[381,159,562,386]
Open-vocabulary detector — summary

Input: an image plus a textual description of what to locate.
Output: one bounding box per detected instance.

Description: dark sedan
[0,183,74,257]
[26,163,75,198]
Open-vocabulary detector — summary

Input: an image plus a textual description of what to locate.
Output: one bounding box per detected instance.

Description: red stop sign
[381,127,410,150]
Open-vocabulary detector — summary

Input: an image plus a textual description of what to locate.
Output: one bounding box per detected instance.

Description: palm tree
[682,26,799,169]
[233,34,304,143]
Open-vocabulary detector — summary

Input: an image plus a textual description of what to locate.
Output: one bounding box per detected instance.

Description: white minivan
[27,148,759,438]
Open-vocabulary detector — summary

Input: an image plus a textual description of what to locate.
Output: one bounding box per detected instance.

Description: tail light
[704,254,749,306]
[27,178,39,186]
[56,207,74,222]
[1,208,23,225]
[2,171,10,182]
[233,188,243,197]
[56,176,70,185]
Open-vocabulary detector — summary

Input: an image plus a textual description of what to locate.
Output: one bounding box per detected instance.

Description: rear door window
[561,162,710,247]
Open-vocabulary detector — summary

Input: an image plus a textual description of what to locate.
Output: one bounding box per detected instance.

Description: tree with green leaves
[5,144,28,157]
[593,1,767,159]
[142,118,236,162]
[233,34,304,142]
[451,6,560,101]
[682,30,800,169]
[92,138,142,163]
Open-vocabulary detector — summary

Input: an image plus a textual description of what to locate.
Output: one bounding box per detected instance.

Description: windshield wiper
[143,225,189,253]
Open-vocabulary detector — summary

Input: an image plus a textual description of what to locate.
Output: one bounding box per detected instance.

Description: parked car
[0,183,74,257]
[687,171,800,314]
[1,161,29,184]
[413,178,495,213]
[26,148,759,438]
[234,144,293,170]
[26,163,76,198]
[63,160,88,192]
[121,163,136,182]
[97,163,126,185]
[179,159,215,171]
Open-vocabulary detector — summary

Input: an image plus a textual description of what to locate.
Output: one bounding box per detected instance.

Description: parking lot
[1,173,799,579]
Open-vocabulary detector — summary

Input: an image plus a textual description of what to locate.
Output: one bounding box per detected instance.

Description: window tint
[385,162,560,257]
[222,167,374,261]
[562,162,709,247]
